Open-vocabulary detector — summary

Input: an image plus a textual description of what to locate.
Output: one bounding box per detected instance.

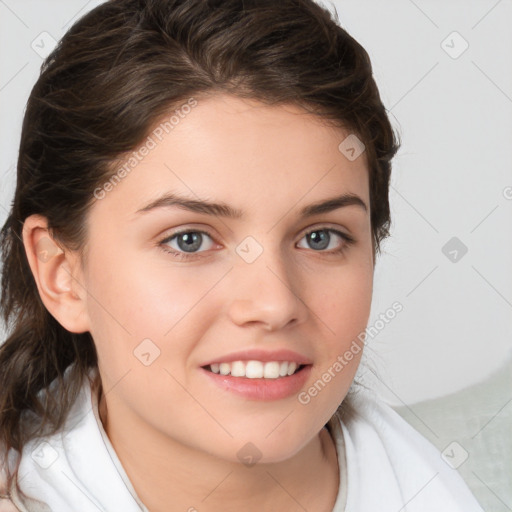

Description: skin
[22,93,374,512]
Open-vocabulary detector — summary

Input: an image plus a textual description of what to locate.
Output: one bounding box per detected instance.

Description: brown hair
[0,0,400,494]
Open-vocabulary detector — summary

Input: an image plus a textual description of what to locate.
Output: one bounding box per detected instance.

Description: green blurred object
[392,358,512,512]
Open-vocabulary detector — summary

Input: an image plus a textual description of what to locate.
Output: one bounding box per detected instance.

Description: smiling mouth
[202,360,308,379]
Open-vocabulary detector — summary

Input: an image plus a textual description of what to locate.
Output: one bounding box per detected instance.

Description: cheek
[84,253,218,370]
[300,258,372,413]
[313,257,373,345]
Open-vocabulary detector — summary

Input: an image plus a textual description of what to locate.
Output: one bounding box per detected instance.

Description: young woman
[0,0,484,510]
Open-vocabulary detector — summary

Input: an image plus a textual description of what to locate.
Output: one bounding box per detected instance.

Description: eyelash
[157,227,356,261]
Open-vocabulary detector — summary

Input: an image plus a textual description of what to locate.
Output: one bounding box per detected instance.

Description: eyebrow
[135,192,368,219]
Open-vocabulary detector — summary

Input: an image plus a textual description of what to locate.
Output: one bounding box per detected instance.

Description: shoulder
[333,387,484,512]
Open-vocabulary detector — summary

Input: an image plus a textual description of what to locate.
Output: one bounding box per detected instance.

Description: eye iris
[308,230,329,250]
[177,232,202,252]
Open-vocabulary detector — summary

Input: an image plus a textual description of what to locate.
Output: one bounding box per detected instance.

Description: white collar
[6,367,483,512]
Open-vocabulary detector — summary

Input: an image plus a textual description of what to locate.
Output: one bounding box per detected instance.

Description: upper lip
[200,349,313,367]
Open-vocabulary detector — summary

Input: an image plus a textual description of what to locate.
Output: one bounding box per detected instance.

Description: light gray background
[0,0,511,510]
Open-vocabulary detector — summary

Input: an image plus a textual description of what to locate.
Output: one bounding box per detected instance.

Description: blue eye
[159,230,215,258]
[158,227,355,261]
[297,228,353,253]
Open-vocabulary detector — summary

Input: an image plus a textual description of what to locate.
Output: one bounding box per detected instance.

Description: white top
[1,366,484,512]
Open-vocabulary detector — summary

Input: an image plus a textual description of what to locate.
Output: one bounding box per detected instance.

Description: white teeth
[279,362,289,377]
[245,360,264,378]
[219,363,230,375]
[207,360,302,379]
[231,361,245,377]
[263,361,280,379]
[287,362,297,376]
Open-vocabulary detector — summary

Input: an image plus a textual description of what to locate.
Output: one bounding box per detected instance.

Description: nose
[226,248,309,331]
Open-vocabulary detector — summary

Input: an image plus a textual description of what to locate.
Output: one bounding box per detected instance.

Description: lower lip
[199,365,312,401]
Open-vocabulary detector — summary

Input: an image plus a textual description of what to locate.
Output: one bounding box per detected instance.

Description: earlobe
[21,214,90,333]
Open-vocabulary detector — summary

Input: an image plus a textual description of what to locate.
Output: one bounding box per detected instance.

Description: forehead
[91,93,370,223]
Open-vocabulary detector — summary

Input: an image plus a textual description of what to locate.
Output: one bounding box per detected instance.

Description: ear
[21,214,90,333]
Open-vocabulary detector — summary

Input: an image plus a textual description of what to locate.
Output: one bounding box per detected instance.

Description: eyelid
[297,222,354,241]
[157,223,219,243]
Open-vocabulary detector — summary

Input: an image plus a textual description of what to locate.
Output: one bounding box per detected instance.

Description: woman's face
[80,93,373,463]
